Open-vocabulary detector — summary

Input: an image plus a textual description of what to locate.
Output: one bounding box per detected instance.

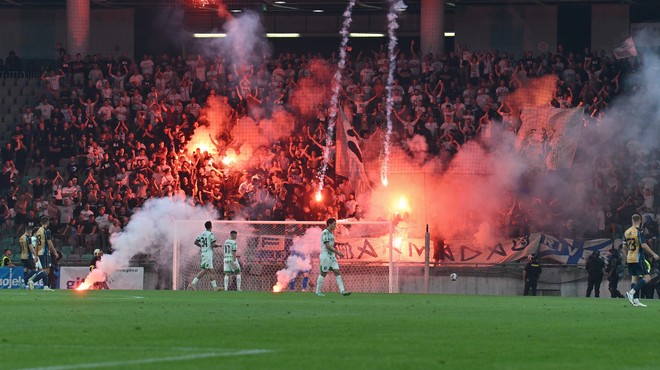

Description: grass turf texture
[1,290,657,370]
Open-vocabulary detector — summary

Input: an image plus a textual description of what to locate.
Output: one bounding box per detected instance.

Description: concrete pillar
[420,0,444,57]
[67,0,90,56]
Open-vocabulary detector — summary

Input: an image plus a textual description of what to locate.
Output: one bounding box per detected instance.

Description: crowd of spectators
[0,40,657,254]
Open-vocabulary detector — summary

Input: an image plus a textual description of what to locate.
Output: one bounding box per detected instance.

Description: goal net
[172,220,399,293]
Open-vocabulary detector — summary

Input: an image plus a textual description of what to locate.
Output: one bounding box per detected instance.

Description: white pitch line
[18,349,272,370]
[2,342,217,353]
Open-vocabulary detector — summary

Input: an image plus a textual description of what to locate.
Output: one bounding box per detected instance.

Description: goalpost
[172,220,397,293]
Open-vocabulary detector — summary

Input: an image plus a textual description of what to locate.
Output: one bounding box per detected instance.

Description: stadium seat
[15,78,27,87]
[8,86,21,97]
[27,78,39,88]
[27,166,40,177]
[9,105,20,117]
[61,246,74,259]
[2,236,14,250]
[81,254,94,262]
[4,96,16,107]
[11,243,21,255]
[67,254,80,262]
[20,176,33,187]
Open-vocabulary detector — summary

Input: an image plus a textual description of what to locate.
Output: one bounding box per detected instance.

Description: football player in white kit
[188,221,221,291]
[315,218,351,297]
[223,230,242,291]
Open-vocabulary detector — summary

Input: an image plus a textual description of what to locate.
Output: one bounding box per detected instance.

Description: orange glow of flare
[381,177,389,187]
[395,195,410,213]
[393,236,403,248]
[186,134,214,157]
[314,192,323,202]
[76,281,91,291]
[272,283,284,293]
[222,154,236,166]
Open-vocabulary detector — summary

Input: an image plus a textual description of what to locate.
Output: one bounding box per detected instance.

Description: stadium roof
[0,0,655,13]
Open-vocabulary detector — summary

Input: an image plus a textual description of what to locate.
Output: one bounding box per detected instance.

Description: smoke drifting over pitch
[272,227,321,292]
[81,198,218,287]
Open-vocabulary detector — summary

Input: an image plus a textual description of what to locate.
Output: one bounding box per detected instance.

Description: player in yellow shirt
[19,227,38,286]
[27,217,58,291]
[624,214,660,307]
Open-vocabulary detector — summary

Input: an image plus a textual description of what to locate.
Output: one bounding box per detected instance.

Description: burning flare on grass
[272,228,321,293]
[75,268,107,291]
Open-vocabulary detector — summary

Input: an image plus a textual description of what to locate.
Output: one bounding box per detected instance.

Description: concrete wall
[591,4,630,54]
[454,4,635,57]
[455,5,557,57]
[399,266,622,298]
[0,9,134,60]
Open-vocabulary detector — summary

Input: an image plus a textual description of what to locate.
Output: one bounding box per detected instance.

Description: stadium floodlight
[350,33,385,38]
[266,33,301,38]
[193,33,299,38]
[193,33,227,38]
[444,32,455,37]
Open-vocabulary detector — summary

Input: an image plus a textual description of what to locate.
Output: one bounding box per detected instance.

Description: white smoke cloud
[84,197,218,287]
[272,227,321,292]
[219,10,271,69]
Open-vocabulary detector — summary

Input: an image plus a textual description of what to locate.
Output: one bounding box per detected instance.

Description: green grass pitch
[2,290,659,370]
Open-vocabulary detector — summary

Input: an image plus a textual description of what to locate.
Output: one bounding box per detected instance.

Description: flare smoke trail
[78,198,218,288]
[381,0,403,186]
[272,228,322,292]
[316,0,356,197]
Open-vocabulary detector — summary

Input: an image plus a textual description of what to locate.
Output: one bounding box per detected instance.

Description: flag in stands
[517,107,584,170]
[613,37,638,59]
[336,107,371,195]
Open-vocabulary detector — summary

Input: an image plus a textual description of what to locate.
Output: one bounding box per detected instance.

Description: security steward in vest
[523,253,542,296]
[1,248,14,267]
